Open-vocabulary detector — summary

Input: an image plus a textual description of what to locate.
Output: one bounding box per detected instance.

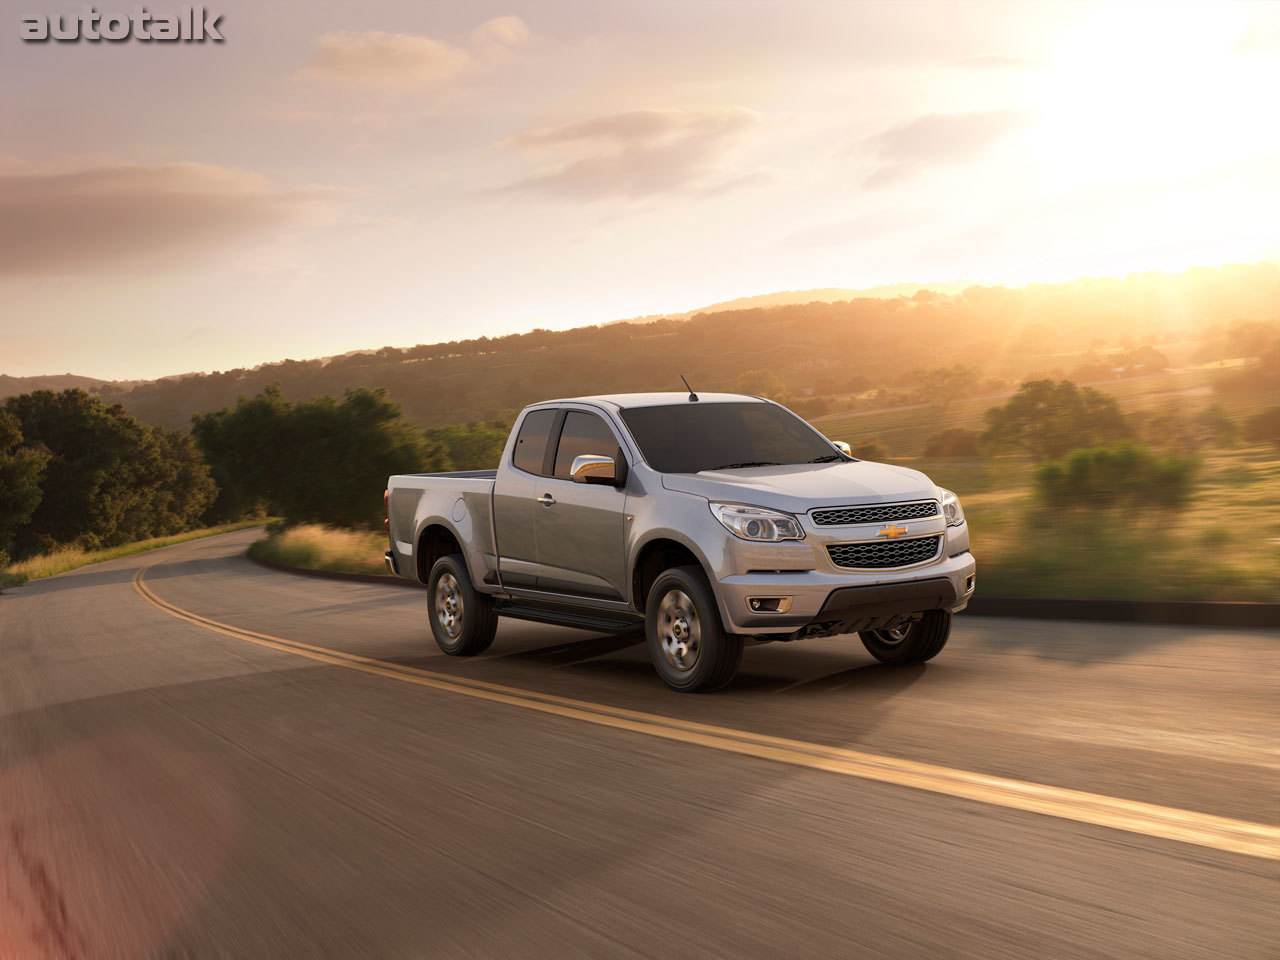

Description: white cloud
[862,110,1034,188]
[300,31,471,90]
[0,161,326,276]
[503,107,763,200]
[472,16,530,49]
[300,17,531,92]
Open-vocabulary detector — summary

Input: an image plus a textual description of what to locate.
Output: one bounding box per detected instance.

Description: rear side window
[512,409,556,475]
[553,411,620,478]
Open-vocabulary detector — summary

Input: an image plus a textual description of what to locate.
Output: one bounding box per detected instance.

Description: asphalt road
[1,529,1277,959]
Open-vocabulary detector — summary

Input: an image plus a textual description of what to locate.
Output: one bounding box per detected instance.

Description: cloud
[471,15,530,49]
[300,31,470,90]
[300,18,530,91]
[501,107,762,200]
[862,109,1033,188]
[0,161,325,276]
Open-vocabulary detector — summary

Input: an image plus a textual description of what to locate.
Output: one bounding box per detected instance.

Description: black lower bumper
[795,577,959,638]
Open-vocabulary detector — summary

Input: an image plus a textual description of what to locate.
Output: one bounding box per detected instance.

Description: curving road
[1,529,1277,958]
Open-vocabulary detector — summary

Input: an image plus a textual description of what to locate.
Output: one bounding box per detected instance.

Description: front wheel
[427,555,498,656]
[859,609,951,665]
[645,566,743,692]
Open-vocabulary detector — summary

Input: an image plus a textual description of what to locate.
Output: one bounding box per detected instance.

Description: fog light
[747,597,793,614]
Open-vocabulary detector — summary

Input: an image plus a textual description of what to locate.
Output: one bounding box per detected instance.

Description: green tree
[736,369,788,399]
[914,364,980,415]
[424,420,509,471]
[3,390,216,558]
[981,379,1131,461]
[0,411,49,556]
[194,386,443,528]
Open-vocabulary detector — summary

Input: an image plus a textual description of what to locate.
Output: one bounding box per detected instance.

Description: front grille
[826,535,942,570]
[812,501,938,526]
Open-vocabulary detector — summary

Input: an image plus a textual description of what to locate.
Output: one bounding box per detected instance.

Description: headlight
[939,488,965,527]
[710,503,805,542]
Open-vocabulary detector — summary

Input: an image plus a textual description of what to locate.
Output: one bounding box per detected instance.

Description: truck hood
[661,460,939,514]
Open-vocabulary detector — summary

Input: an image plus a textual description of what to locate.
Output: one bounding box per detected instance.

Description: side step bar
[493,600,645,634]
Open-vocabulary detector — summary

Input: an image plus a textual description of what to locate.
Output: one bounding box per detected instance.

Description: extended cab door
[492,407,557,588]
[532,409,629,600]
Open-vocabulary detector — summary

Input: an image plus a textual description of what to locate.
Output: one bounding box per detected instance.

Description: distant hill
[609,282,966,326]
[0,373,129,399]
[5,262,1278,432]
[673,282,968,318]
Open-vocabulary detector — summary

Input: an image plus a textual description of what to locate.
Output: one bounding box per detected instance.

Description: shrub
[923,428,981,458]
[789,396,831,418]
[852,437,889,461]
[1196,404,1240,448]
[1243,406,1280,449]
[1034,443,1198,512]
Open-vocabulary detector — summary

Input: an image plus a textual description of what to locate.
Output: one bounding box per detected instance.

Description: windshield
[619,402,842,473]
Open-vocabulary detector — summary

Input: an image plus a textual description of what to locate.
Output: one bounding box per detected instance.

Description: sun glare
[995,2,1280,277]
[1029,2,1278,184]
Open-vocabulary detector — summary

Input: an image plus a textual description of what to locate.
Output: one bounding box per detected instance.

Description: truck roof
[537,392,767,409]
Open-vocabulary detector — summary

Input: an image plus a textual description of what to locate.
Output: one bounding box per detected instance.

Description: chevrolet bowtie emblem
[878,524,909,538]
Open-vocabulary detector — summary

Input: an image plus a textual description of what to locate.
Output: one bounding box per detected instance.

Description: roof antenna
[680,374,699,402]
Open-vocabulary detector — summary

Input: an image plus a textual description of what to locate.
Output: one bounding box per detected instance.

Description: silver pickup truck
[386,392,975,691]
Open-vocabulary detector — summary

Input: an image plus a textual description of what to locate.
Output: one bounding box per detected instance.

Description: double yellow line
[133,560,1280,861]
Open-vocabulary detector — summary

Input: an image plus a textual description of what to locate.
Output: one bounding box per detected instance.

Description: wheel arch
[415,521,466,583]
[630,533,716,614]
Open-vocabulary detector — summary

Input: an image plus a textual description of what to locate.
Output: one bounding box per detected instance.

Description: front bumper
[713,550,976,636]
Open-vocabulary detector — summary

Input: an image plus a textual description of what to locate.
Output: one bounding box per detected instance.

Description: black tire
[859,609,951,665]
[645,566,743,692]
[427,554,498,656]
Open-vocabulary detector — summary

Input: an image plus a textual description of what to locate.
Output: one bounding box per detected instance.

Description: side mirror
[570,454,618,485]
[831,440,852,456]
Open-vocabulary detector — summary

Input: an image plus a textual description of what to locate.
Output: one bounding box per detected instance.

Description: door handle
[536,494,556,506]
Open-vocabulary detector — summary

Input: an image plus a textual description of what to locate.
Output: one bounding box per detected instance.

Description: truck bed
[387,471,498,580]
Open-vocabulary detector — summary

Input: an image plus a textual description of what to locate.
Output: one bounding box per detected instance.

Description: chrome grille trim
[825,535,943,570]
[811,500,939,526]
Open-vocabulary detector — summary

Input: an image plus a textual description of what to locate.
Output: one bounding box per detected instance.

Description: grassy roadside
[919,447,1280,602]
[243,447,1279,603]
[0,520,268,592]
[248,524,389,576]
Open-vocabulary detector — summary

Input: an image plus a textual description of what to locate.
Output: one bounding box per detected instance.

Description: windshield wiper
[708,461,782,470]
[808,454,844,463]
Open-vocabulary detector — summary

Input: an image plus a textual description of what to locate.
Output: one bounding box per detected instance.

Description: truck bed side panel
[387,473,497,585]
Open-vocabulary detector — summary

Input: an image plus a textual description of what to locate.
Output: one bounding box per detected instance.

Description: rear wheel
[859,609,951,665]
[427,554,498,656]
[645,566,742,692]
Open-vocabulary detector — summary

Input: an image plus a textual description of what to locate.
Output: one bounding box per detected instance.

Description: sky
[2,0,1279,380]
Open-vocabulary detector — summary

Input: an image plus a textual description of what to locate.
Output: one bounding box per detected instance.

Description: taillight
[384,489,390,533]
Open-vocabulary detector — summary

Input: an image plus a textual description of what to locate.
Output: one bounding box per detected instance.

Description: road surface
[1,529,1276,958]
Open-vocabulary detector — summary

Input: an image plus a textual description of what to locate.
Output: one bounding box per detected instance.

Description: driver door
[531,410,629,600]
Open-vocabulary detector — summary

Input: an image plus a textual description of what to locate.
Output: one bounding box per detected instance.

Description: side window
[511,409,557,475]
[553,411,621,478]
